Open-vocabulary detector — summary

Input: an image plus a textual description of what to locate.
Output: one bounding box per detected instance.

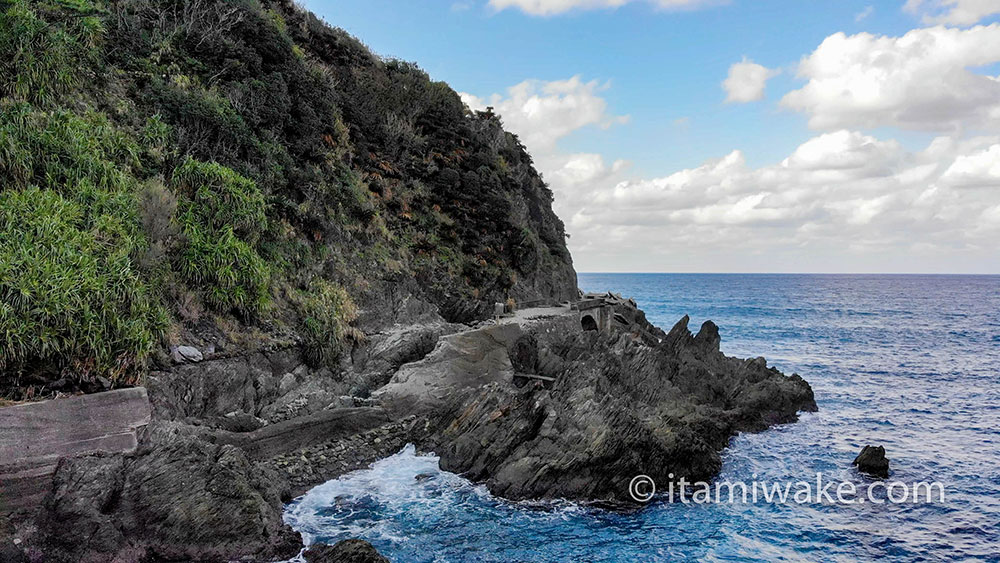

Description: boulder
[853,445,890,478]
[304,539,390,563]
[171,345,203,363]
[35,422,300,562]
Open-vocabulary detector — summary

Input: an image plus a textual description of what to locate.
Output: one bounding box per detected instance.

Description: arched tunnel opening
[581,314,598,331]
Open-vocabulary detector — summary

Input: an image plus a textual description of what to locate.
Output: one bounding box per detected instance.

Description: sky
[304,0,1000,273]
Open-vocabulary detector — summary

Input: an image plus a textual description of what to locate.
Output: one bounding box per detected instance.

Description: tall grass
[0,0,103,106]
[0,187,167,383]
[172,158,271,316]
[0,101,164,386]
[297,278,359,367]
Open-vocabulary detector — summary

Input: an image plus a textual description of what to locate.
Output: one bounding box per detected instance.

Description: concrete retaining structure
[0,388,151,514]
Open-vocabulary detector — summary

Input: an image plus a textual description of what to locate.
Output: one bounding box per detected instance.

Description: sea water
[284,274,1000,562]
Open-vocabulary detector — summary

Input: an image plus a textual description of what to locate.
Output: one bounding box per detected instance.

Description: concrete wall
[0,388,151,514]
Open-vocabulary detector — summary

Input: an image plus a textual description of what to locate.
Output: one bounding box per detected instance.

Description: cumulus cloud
[905,0,1000,26]
[722,58,778,103]
[465,77,1000,273]
[460,76,629,154]
[488,0,721,16]
[569,131,1000,271]
[781,25,1000,133]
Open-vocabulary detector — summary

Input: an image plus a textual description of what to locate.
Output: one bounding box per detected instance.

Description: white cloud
[855,5,874,22]
[905,0,1000,26]
[781,25,1000,133]
[460,76,629,154]
[569,131,1000,272]
[722,58,778,103]
[467,77,1000,273]
[939,144,1000,186]
[488,0,721,16]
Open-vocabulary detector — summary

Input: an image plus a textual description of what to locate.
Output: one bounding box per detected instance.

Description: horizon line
[576,272,1000,276]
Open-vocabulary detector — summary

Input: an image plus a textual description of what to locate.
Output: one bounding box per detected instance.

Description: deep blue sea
[284,274,1000,562]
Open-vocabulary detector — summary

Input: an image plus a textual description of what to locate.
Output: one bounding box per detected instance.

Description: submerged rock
[853,444,890,478]
[304,539,390,563]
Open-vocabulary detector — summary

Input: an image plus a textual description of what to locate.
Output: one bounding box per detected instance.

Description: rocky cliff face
[0,0,576,400]
[0,0,817,561]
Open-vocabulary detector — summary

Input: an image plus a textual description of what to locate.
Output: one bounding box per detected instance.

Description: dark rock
[349,318,462,396]
[853,445,890,478]
[693,320,721,352]
[304,539,390,563]
[0,541,29,563]
[213,407,391,461]
[146,350,350,423]
[415,312,816,505]
[215,410,268,432]
[35,423,300,562]
[0,388,151,516]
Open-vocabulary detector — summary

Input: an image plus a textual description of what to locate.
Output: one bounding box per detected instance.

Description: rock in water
[304,539,390,563]
[403,310,817,505]
[853,445,890,478]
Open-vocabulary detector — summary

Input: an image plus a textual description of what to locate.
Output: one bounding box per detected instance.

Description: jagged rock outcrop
[417,311,816,504]
[853,444,890,478]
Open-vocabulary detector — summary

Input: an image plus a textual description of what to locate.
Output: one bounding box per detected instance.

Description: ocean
[284,274,1000,562]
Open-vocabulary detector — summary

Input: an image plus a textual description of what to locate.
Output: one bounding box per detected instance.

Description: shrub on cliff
[0,100,168,388]
[171,158,271,316]
[0,187,167,386]
[297,278,360,368]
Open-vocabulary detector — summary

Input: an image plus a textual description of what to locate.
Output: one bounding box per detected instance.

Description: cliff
[0,2,817,562]
[0,0,576,399]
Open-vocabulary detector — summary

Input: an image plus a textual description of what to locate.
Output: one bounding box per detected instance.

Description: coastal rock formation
[387,306,817,504]
[5,301,817,560]
[853,445,890,478]
[304,539,390,563]
[35,423,300,562]
[0,0,818,560]
[0,388,151,514]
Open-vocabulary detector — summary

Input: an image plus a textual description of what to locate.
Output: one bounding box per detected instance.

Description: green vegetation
[0,187,166,384]
[296,278,359,367]
[0,0,573,395]
[172,158,270,316]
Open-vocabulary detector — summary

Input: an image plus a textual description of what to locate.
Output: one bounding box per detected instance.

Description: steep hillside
[0,0,577,397]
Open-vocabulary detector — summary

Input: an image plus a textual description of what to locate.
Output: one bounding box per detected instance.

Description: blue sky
[304,0,1000,273]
